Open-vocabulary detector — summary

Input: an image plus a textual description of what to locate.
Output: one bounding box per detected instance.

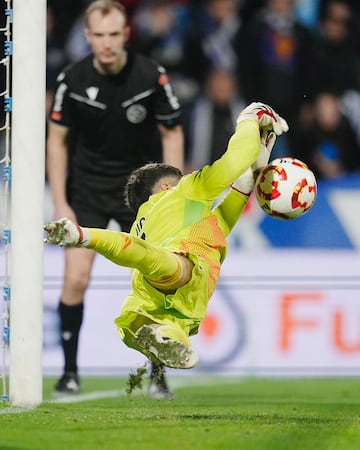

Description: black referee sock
[58,301,84,374]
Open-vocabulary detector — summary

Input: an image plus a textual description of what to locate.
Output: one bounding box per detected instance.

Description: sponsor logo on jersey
[126,104,147,124]
[86,86,99,101]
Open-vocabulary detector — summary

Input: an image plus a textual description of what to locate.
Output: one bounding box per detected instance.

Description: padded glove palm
[44,218,85,247]
[236,102,289,136]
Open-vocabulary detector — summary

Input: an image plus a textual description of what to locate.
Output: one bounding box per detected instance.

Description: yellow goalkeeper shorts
[114,253,219,353]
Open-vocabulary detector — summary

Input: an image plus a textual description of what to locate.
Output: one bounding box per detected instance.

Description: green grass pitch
[1,376,360,449]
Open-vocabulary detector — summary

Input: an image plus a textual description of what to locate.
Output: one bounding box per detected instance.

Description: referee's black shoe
[54,372,80,395]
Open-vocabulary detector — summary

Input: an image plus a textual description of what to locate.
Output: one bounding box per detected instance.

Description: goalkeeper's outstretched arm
[213,102,289,234]
[197,102,288,200]
[213,167,254,235]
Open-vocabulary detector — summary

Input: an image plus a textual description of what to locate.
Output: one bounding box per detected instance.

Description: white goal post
[9,0,46,407]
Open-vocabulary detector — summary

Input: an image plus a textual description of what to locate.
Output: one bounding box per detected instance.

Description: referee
[46,0,184,399]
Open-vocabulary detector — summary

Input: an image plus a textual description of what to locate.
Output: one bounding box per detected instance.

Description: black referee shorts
[68,184,135,233]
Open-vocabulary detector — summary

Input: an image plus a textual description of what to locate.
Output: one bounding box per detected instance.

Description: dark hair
[125,163,182,212]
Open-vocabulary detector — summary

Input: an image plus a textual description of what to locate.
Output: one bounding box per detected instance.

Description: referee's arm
[158,123,184,173]
[46,121,74,221]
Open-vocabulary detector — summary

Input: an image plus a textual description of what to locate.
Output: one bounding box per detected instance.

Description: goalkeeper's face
[86,8,130,71]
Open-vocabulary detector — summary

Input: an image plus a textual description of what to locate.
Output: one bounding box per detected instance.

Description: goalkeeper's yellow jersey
[131,120,260,263]
[130,121,258,300]
[116,120,261,342]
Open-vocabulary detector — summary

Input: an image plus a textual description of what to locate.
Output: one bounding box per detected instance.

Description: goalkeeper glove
[44,218,90,247]
[231,167,256,195]
[252,129,277,174]
[236,102,289,136]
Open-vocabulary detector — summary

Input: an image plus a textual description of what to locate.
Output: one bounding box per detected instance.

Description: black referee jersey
[49,51,182,188]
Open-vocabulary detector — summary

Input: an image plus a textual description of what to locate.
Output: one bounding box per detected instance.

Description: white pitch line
[48,375,237,404]
[0,376,238,411]
[50,389,126,404]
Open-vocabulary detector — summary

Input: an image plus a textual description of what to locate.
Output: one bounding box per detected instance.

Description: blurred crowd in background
[3,0,360,181]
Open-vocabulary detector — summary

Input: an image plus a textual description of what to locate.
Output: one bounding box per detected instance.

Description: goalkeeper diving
[44,102,288,370]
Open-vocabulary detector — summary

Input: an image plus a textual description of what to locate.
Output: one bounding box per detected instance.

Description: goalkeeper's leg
[86,228,199,369]
[45,218,193,292]
[44,218,198,368]
[86,227,194,293]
